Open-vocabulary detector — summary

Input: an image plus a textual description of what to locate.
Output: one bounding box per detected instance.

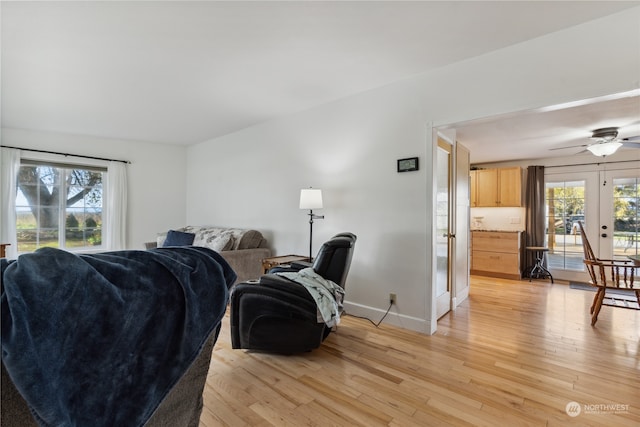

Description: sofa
[1,333,217,427]
[1,246,234,427]
[145,226,271,284]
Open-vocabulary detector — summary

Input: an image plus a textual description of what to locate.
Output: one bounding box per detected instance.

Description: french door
[599,169,640,260]
[545,166,639,282]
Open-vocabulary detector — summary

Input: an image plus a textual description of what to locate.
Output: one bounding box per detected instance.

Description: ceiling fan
[550,127,640,157]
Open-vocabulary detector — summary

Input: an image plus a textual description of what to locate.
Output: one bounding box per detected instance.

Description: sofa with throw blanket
[146,226,271,284]
[1,246,235,427]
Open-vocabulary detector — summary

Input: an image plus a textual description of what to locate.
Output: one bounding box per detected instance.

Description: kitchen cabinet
[471,231,522,280]
[470,167,522,207]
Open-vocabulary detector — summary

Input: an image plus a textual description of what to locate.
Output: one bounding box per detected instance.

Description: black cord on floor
[344,302,393,327]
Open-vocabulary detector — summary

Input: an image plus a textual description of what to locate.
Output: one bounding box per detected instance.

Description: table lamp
[299,188,324,260]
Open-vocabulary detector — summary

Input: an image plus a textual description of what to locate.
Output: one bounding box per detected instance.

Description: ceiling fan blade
[621,135,640,142]
[549,144,588,151]
[621,141,640,148]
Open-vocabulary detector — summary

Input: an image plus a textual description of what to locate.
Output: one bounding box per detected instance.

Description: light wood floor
[200,276,640,426]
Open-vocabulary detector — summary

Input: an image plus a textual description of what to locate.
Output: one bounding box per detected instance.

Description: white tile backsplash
[470,207,526,231]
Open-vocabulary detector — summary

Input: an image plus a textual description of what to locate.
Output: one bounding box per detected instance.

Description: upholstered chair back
[311,233,357,289]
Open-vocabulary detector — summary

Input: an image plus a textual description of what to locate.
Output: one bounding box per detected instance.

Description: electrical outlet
[389,293,396,304]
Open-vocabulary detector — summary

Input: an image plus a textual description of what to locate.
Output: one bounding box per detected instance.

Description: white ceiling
[2,1,639,163]
[451,90,640,164]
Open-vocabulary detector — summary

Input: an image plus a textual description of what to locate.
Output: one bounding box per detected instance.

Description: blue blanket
[1,246,236,427]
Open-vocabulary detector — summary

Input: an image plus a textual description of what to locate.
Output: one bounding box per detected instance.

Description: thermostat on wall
[397,157,419,172]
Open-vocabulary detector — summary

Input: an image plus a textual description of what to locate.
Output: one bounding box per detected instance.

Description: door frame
[430,127,470,331]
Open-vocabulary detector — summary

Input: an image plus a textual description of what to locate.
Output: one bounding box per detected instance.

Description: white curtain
[105,161,128,250]
[1,147,21,259]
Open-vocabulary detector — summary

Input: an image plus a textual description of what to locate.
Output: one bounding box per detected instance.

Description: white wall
[187,82,433,331]
[186,8,640,334]
[1,128,188,250]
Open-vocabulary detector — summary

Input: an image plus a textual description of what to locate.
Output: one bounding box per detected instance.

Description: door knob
[602,225,608,230]
[601,233,607,238]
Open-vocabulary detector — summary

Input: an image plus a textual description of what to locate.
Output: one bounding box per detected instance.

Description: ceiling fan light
[586,141,622,156]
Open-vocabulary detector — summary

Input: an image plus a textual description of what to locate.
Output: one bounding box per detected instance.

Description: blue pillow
[163,230,195,247]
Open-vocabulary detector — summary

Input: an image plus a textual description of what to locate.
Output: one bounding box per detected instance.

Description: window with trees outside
[16,161,105,253]
[545,179,585,271]
[612,177,639,258]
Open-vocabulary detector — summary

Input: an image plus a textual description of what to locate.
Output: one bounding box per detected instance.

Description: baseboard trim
[343,301,432,335]
[455,287,470,308]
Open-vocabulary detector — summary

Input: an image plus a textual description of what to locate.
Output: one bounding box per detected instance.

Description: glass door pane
[435,139,452,319]
[545,179,586,271]
[611,176,639,258]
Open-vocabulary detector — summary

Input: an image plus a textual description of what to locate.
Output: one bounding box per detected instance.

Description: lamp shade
[586,141,622,157]
[300,188,323,209]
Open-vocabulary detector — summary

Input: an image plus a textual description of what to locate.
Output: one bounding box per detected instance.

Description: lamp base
[307,210,325,260]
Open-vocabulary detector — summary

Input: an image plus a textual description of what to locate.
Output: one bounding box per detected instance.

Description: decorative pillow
[181,226,203,235]
[237,230,265,249]
[211,234,235,252]
[194,230,235,252]
[162,230,196,247]
[193,227,235,252]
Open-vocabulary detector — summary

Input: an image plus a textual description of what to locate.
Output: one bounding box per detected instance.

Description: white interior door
[435,137,452,318]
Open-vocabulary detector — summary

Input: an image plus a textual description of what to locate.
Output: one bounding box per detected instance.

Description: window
[16,162,105,253]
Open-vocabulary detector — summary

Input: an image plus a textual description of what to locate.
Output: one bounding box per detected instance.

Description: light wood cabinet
[470,167,522,207]
[471,231,522,280]
[497,167,522,207]
[474,169,499,207]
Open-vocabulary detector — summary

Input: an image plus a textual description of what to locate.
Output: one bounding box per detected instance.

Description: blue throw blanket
[1,246,236,427]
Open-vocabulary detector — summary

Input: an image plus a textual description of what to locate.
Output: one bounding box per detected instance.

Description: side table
[262,255,310,274]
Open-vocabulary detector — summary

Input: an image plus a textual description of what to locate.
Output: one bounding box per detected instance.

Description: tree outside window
[16,164,104,253]
[613,178,639,232]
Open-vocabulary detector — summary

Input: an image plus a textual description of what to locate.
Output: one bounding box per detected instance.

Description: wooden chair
[577,221,639,325]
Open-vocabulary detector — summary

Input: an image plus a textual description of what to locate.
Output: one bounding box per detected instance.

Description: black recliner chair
[230,233,356,353]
